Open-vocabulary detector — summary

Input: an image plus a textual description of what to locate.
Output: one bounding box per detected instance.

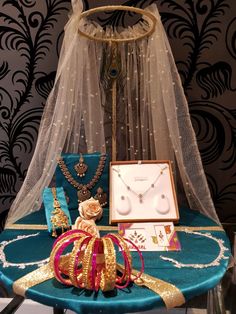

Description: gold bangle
[77,5,157,43]
[50,233,87,285]
[68,237,87,287]
[100,238,116,291]
[82,237,97,290]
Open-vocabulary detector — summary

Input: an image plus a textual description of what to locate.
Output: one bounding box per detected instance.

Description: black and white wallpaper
[0,0,235,228]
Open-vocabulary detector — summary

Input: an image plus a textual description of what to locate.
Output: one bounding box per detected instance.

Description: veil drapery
[6,1,219,225]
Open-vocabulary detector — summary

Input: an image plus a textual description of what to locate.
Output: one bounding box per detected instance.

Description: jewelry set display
[109,161,179,223]
[57,153,108,207]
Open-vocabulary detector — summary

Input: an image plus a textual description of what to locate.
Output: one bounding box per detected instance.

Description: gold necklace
[51,187,70,237]
[113,164,167,203]
[57,154,106,203]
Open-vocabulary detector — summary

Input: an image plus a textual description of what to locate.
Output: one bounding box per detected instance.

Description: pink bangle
[122,237,144,282]
[91,239,101,291]
[52,229,91,248]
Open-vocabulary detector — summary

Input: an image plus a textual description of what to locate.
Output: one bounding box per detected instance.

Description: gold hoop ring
[77,5,157,43]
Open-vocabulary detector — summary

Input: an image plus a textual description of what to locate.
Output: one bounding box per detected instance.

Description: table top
[0,208,231,314]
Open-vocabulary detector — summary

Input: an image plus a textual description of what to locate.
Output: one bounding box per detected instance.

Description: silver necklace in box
[113,162,168,203]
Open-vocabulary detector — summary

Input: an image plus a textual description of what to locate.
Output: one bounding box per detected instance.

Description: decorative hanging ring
[77,5,157,43]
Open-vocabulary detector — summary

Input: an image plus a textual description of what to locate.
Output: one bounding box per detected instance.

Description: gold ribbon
[13,258,185,308]
[117,263,185,309]
[6,224,223,232]
[136,272,185,309]
[5,224,118,231]
[13,263,54,297]
[6,224,48,230]
[175,226,223,231]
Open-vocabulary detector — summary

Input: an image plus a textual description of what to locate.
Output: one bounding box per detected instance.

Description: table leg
[207,282,226,314]
[0,295,25,314]
[53,308,64,314]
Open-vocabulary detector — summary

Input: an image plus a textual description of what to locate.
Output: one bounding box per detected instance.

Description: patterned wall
[0,0,235,227]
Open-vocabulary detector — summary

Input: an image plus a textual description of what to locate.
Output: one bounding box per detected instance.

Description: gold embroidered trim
[5,224,48,230]
[6,224,223,232]
[175,226,223,231]
[97,225,118,231]
[117,263,185,309]
[13,263,54,297]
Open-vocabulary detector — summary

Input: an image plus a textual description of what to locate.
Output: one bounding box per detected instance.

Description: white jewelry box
[109,160,179,224]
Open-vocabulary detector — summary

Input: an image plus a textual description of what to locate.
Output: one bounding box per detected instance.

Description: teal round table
[0,208,231,314]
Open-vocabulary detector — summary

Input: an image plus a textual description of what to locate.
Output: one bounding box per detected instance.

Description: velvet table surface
[0,208,231,314]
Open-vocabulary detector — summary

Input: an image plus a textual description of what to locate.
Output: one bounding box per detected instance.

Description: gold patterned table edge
[6,224,224,232]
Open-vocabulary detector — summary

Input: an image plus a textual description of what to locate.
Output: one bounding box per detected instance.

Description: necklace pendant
[74,162,88,177]
[139,194,143,203]
[78,187,91,202]
[74,154,88,177]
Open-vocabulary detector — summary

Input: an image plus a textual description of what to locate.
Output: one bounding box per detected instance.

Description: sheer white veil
[6,1,219,225]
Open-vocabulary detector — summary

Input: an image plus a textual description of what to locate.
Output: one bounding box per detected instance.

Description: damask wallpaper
[0,0,235,228]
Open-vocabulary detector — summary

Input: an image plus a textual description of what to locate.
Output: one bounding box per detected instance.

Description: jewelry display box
[109,160,179,224]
